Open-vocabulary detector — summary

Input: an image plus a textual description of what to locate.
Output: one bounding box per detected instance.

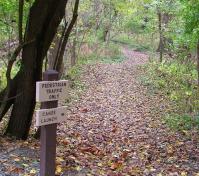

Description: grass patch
[0,64,20,91]
[63,63,86,102]
[0,68,7,90]
[101,55,126,64]
[140,59,199,132]
[164,113,199,131]
[111,32,158,52]
[76,42,126,65]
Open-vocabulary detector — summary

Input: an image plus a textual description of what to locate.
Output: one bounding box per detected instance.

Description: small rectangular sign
[35,106,67,126]
[36,80,68,102]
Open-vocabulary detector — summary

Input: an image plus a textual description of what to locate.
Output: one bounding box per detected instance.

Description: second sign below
[35,106,68,126]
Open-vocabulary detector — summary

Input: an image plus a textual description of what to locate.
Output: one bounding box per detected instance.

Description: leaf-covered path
[57,48,199,175]
[0,47,198,175]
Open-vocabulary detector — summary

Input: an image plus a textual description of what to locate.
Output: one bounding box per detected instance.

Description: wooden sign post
[36,70,68,176]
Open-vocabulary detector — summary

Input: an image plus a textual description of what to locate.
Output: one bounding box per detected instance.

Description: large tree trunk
[5,0,68,139]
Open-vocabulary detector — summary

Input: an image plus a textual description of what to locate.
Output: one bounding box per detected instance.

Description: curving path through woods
[0,47,198,175]
[57,47,199,175]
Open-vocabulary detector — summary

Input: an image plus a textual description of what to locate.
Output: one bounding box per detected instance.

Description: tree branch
[0,39,35,120]
[54,0,80,72]
[18,0,24,45]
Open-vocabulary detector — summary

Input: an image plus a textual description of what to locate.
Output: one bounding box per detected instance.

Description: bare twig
[0,93,22,103]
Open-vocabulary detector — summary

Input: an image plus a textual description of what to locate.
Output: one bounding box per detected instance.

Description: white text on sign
[36,80,68,102]
[35,106,68,126]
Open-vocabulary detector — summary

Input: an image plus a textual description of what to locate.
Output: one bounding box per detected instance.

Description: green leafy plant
[164,114,199,131]
[141,59,199,131]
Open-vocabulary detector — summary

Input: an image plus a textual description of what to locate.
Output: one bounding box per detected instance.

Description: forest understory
[0,47,198,176]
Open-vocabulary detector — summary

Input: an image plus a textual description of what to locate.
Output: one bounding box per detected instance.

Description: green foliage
[101,55,126,64]
[0,0,17,42]
[0,0,31,43]
[0,0,18,24]
[164,114,199,131]
[0,64,20,90]
[181,0,199,42]
[100,43,126,63]
[142,59,199,131]
[67,42,124,82]
[112,33,156,52]
[163,0,199,55]
[66,64,85,102]
[0,68,7,90]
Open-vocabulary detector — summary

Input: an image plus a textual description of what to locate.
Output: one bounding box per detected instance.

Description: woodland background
[0,0,199,175]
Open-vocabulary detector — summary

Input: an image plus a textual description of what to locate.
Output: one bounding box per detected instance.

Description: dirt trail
[58,47,199,175]
[0,47,198,175]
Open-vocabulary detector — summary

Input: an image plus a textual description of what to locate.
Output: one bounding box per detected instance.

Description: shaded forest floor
[0,47,199,176]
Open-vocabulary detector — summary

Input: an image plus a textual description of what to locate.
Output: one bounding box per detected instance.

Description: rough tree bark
[4,0,69,139]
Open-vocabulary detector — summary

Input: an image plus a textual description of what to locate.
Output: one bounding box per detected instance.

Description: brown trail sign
[36,70,68,176]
